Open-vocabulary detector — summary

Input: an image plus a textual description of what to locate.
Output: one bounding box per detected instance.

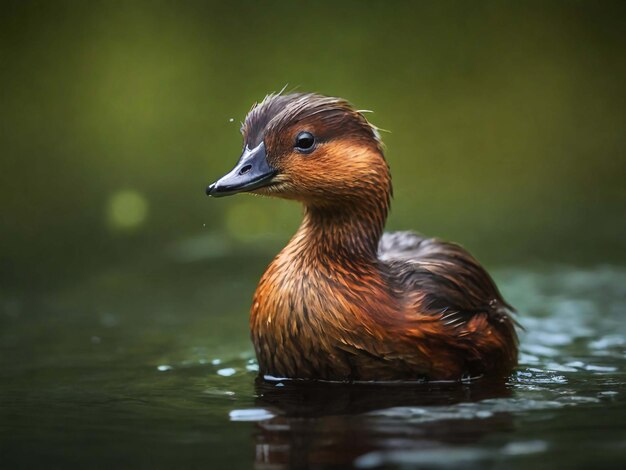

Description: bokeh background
[1,0,625,292]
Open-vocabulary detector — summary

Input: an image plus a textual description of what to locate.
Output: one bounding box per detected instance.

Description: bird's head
[207,92,390,208]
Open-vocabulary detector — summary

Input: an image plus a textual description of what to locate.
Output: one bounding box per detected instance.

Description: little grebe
[207,92,518,381]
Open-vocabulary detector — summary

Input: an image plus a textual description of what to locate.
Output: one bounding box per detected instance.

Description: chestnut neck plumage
[296,205,383,263]
[290,152,391,265]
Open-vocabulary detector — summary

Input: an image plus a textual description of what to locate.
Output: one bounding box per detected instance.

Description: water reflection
[250,378,514,469]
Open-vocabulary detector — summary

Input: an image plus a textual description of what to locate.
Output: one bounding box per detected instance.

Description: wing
[379,231,519,377]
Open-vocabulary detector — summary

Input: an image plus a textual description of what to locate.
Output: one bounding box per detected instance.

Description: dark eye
[294,131,315,153]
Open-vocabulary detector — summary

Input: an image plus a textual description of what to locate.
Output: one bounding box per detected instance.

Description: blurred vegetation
[1,0,625,290]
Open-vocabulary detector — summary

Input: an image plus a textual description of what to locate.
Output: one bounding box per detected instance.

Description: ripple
[501,440,548,456]
[368,396,567,425]
[217,368,237,377]
[203,388,236,397]
[584,364,618,372]
[519,353,540,365]
[355,448,490,468]
[557,396,601,404]
[522,344,560,358]
[513,369,568,385]
[229,408,276,422]
[589,335,625,349]
[544,362,578,372]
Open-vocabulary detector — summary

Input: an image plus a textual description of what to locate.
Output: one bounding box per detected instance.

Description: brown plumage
[207,92,518,382]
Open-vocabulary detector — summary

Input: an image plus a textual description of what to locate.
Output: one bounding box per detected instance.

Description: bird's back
[378,231,519,379]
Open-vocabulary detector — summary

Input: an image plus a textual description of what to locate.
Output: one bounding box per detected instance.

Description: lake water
[1,248,624,469]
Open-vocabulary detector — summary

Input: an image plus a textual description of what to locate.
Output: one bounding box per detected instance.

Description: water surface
[1,252,624,468]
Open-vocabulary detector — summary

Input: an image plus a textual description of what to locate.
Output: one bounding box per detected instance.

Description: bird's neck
[292,182,391,264]
[295,208,380,262]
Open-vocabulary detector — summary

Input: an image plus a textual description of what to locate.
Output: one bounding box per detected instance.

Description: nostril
[239,164,252,175]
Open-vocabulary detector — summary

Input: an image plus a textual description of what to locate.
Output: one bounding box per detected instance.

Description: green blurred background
[1,0,625,291]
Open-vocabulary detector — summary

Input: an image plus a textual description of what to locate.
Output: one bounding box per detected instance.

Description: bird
[206,92,518,382]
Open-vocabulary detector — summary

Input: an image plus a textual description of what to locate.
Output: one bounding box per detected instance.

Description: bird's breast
[248,254,424,380]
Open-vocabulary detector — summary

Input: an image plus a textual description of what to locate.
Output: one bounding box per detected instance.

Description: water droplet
[157,365,172,372]
[229,118,234,122]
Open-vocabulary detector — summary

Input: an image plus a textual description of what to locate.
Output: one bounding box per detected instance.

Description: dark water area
[1,249,625,468]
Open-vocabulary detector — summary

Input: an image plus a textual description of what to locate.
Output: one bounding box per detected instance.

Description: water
[1,250,624,469]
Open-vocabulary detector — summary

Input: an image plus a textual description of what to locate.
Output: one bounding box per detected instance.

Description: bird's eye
[294,131,315,153]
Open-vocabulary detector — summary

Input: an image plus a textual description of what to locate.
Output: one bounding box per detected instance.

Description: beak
[206,142,277,197]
